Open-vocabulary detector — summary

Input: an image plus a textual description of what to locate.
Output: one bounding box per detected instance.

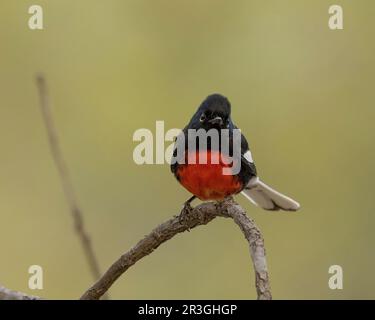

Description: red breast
[175,150,242,200]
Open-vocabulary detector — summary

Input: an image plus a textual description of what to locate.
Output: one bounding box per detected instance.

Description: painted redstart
[171,94,300,211]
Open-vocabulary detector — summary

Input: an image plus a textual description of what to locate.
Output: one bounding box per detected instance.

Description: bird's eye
[199,114,206,122]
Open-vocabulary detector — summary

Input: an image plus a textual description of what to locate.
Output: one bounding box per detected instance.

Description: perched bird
[171,94,300,211]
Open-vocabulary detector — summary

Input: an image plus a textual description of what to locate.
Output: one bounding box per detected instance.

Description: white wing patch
[243,150,254,163]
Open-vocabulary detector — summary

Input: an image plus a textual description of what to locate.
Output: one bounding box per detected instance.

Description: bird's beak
[208,116,223,126]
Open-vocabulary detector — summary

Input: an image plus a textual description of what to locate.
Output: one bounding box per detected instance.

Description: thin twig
[35,74,107,298]
[80,198,271,300]
[0,285,40,300]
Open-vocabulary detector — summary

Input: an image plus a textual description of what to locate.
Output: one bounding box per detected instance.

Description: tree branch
[0,285,40,300]
[80,198,272,300]
[35,75,107,298]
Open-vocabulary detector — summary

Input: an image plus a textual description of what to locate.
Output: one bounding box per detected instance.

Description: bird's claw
[179,201,194,231]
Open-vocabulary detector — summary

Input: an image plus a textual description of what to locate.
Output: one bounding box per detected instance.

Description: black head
[190,94,232,129]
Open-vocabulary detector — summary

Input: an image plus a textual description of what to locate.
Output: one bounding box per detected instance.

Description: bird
[170,93,300,212]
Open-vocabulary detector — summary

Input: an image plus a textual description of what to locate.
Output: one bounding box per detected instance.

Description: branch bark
[0,285,40,300]
[35,75,106,298]
[80,198,272,300]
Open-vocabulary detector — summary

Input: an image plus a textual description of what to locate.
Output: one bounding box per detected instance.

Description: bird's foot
[178,196,196,230]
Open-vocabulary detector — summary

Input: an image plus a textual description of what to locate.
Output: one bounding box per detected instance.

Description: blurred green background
[1,0,374,299]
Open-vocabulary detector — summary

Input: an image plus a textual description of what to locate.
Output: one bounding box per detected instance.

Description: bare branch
[80,198,271,300]
[35,75,106,298]
[0,285,40,300]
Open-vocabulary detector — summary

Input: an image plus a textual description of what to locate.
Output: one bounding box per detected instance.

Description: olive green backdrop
[0,0,374,299]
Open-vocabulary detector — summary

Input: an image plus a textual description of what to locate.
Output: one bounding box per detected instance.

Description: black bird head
[189,94,232,130]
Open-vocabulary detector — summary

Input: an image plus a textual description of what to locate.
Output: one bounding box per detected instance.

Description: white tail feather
[241,177,300,211]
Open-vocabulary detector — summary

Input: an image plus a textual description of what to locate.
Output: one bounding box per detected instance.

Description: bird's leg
[181,195,196,215]
[179,195,196,227]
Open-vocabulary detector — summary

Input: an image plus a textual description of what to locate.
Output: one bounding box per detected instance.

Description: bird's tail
[241,177,300,211]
